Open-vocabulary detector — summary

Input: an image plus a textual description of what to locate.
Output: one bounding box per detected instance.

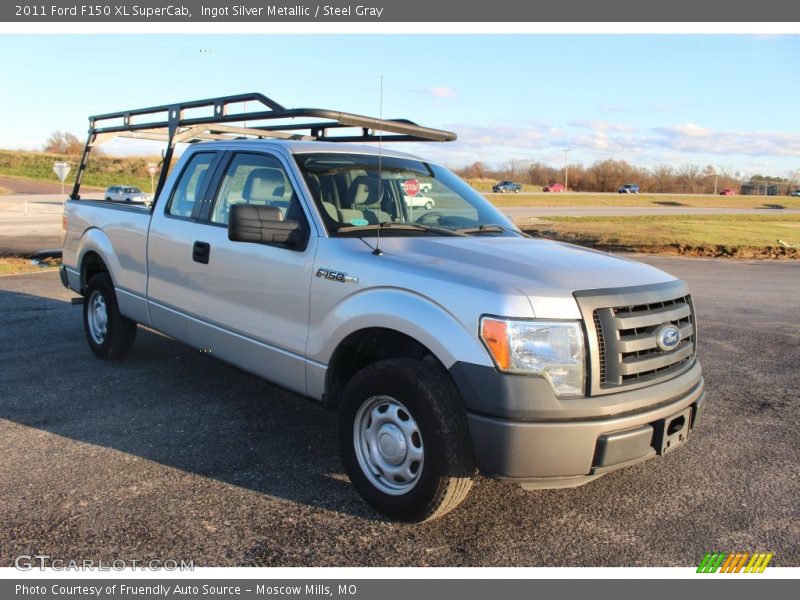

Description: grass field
[524,214,800,258]
[0,257,59,275]
[0,149,160,193]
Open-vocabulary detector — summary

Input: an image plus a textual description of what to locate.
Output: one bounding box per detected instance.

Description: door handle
[192,241,210,264]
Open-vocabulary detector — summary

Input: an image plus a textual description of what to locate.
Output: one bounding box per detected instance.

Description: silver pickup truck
[61,94,704,521]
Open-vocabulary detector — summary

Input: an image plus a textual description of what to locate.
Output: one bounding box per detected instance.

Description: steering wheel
[414,211,445,224]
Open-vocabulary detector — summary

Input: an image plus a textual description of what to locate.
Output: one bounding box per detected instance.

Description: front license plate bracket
[658,407,692,455]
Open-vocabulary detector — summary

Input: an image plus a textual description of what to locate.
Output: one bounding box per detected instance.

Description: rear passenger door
[187,150,318,395]
[146,150,220,342]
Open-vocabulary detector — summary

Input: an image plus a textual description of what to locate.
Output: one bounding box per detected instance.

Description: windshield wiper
[336,222,467,237]
[455,223,528,236]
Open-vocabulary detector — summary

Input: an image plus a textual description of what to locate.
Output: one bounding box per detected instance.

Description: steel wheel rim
[353,395,424,496]
[87,290,108,345]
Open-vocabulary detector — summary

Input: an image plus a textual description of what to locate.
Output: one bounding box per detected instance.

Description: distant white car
[404,194,435,210]
[105,186,149,203]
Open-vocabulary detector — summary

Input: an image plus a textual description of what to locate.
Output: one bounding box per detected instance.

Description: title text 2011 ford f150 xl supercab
[61,94,705,521]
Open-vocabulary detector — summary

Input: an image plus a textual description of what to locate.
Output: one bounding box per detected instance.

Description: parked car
[719,188,736,196]
[618,184,640,194]
[493,181,522,193]
[62,93,704,522]
[105,186,149,203]
[791,190,800,197]
[404,194,435,210]
[543,183,565,193]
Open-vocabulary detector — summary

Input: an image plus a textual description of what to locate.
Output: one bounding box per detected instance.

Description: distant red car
[543,183,565,192]
[719,188,736,196]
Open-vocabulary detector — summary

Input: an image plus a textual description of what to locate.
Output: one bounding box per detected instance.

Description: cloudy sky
[1,34,797,176]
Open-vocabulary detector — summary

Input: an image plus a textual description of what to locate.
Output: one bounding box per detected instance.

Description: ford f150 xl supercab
[61,94,705,521]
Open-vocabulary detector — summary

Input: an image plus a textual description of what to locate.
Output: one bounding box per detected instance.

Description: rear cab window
[166,152,217,218]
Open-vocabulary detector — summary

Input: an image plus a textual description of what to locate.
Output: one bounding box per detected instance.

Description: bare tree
[43,131,84,154]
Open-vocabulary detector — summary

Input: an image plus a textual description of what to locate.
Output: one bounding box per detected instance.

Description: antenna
[372,75,385,256]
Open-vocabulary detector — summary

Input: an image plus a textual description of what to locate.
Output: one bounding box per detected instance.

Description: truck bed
[62,199,152,302]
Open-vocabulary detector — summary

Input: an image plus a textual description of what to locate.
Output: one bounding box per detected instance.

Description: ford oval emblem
[656,324,681,351]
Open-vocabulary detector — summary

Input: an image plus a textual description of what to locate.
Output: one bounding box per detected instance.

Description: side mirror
[228,204,306,249]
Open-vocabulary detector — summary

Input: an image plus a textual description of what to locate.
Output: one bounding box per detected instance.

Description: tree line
[455,159,798,194]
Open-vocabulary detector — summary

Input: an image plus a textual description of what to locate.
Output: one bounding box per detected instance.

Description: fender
[76,227,149,324]
[305,287,498,400]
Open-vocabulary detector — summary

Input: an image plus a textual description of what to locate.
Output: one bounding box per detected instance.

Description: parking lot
[0,256,798,567]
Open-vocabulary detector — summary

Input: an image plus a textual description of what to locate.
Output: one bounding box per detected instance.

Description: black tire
[514,188,520,193]
[424,201,433,210]
[83,272,137,360]
[338,358,475,522]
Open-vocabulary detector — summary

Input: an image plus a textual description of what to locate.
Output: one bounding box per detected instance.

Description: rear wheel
[338,358,475,522]
[424,201,433,210]
[83,273,137,360]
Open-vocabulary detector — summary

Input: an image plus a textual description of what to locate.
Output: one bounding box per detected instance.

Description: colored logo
[656,323,681,351]
[697,552,773,573]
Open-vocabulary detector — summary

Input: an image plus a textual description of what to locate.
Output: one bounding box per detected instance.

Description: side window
[166,152,216,218]
[210,153,305,227]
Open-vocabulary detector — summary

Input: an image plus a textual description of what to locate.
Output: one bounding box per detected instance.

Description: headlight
[480,317,585,397]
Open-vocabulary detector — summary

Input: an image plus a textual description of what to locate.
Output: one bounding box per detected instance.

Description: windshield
[294,153,521,237]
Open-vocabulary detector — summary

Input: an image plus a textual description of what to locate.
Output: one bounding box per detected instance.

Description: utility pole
[563,149,570,191]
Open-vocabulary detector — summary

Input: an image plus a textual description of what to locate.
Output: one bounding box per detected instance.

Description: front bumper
[453,360,705,487]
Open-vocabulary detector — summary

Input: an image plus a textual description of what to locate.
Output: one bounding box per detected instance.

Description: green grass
[0,149,161,193]
[0,257,59,275]
[487,192,800,210]
[524,214,800,258]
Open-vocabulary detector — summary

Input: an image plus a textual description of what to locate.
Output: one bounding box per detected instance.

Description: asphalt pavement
[0,257,798,567]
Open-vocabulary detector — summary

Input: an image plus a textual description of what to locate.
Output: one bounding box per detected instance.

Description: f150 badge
[656,323,681,351]
[316,268,358,284]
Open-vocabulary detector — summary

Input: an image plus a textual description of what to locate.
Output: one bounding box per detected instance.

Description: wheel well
[324,328,443,408]
[80,251,108,292]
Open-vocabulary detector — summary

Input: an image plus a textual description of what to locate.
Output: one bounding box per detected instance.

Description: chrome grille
[575,281,697,395]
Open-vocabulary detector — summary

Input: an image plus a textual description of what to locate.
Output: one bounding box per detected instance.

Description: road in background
[0,258,798,566]
[503,205,800,219]
[0,194,65,253]
[0,175,67,194]
[2,191,799,255]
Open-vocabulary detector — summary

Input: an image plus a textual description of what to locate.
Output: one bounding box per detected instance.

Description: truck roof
[187,138,424,160]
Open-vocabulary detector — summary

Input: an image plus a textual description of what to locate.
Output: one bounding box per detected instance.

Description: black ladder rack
[71,92,457,201]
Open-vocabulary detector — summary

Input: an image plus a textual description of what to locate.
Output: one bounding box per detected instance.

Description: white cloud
[427,86,457,99]
[402,118,800,174]
[655,123,713,138]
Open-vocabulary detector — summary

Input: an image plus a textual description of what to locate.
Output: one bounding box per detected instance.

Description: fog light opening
[667,416,686,436]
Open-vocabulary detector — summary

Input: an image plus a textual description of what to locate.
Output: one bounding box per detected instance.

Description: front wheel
[338,358,475,522]
[424,201,433,210]
[83,272,137,360]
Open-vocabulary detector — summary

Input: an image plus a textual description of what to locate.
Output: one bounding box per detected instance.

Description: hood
[367,236,675,318]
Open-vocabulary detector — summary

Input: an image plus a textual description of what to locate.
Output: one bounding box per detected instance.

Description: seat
[306,174,339,222]
[242,168,286,204]
[344,176,391,224]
